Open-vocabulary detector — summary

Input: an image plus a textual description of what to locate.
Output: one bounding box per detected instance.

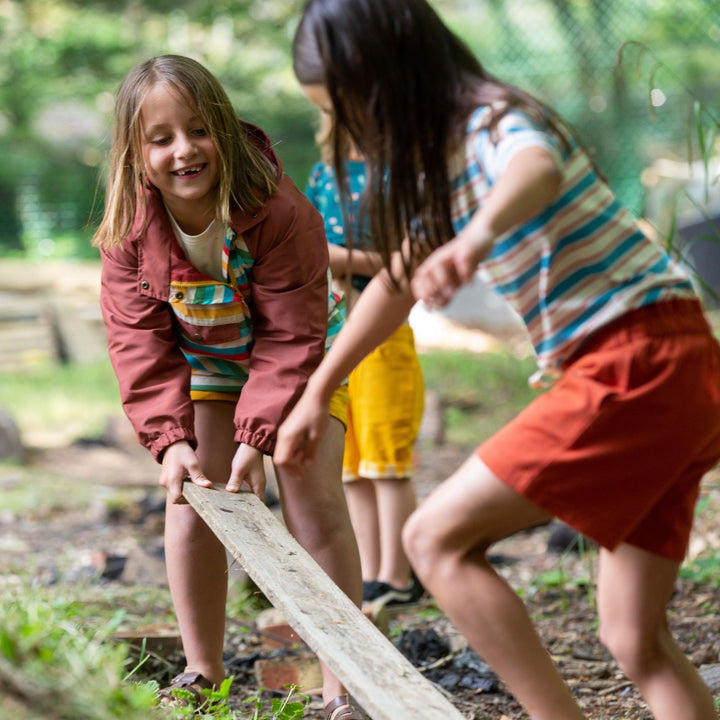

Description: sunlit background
[0,0,717,258]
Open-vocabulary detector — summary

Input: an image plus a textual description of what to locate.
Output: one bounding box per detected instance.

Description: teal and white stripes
[449,105,695,378]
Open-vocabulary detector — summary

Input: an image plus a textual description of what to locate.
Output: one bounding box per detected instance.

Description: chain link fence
[1,0,718,254]
[442,0,719,215]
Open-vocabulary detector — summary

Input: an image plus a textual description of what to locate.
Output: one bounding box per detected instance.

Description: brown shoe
[158,671,214,709]
[324,693,362,720]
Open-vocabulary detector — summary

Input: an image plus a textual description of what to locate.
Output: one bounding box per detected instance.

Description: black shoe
[363,579,423,607]
[362,579,383,604]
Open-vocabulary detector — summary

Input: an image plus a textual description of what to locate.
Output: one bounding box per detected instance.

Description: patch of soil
[3,439,720,719]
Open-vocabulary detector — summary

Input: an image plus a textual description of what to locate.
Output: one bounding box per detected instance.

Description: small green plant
[160,677,235,719]
[679,555,720,588]
[242,687,309,720]
[527,536,597,618]
[226,578,272,618]
[158,681,309,720]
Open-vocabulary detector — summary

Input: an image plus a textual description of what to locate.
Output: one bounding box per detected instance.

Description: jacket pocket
[169,280,252,346]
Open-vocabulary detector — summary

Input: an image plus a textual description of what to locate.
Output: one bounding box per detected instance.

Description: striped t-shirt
[448,105,695,384]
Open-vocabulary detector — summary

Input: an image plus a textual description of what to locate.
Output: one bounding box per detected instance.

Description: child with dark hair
[305,112,425,607]
[275,3,720,719]
[94,54,362,720]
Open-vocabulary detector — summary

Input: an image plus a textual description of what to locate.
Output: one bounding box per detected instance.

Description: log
[183,482,465,720]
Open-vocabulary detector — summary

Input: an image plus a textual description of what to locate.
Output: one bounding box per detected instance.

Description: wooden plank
[699,663,720,694]
[184,483,465,720]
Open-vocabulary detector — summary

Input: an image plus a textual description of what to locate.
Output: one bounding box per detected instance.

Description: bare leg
[274,417,363,704]
[597,543,717,720]
[374,476,416,589]
[402,454,586,720]
[164,401,236,686]
[344,478,381,581]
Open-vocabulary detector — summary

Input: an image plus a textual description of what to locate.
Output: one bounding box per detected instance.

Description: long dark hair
[293,0,571,277]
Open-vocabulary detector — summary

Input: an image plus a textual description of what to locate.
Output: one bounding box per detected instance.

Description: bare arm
[274,261,415,474]
[411,146,562,308]
[328,243,383,279]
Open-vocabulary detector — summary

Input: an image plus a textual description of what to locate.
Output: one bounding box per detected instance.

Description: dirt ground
[3,434,720,719]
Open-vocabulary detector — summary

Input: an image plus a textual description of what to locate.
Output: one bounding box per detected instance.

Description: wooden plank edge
[183,482,466,720]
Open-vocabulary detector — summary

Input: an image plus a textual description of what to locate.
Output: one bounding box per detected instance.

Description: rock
[102,414,139,450]
[0,407,24,462]
[121,543,167,586]
[112,623,183,662]
[254,653,323,694]
[418,390,445,446]
[546,520,595,554]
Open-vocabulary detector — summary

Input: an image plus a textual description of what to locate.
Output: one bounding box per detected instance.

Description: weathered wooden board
[700,663,720,694]
[183,482,465,720]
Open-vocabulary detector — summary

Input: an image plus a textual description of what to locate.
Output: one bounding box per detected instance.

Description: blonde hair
[93,55,278,249]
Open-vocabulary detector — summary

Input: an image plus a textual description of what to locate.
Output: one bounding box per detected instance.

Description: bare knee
[599,618,666,680]
[166,503,216,542]
[402,507,429,572]
[402,504,479,587]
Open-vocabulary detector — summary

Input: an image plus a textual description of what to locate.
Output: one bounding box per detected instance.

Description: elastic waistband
[564,299,711,367]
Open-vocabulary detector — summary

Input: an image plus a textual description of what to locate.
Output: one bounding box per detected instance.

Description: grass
[0,358,120,446]
[0,585,160,720]
[418,348,542,447]
[0,349,541,451]
[0,461,112,512]
[0,577,300,720]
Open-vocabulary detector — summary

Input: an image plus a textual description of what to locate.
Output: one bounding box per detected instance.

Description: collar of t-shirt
[166,209,226,283]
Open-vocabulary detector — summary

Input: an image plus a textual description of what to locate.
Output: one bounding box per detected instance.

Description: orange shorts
[478,299,720,561]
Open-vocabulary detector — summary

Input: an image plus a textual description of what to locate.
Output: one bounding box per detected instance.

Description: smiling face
[139,82,220,233]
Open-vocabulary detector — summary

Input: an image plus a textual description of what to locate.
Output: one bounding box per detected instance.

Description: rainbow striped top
[170,225,344,396]
[448,105,695,384]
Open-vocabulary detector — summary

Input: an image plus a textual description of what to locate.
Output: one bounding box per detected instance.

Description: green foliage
[241,689,309,720]
[616,40,720,306]
[0,581,310,720]
[1,1,718,256]
[226,579,272,618]
[679,555,720,589]
[0,588,161,720]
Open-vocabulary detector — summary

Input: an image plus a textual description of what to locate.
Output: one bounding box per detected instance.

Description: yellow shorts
[192,384,350,429]
[343,324,424,481]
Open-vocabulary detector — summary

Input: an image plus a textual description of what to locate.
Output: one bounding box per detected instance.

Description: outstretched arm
[411,146,562,308]
[274,265,415,475]
[328,244,383,278]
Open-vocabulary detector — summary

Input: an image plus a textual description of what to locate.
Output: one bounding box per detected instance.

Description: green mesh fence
[442,0,720,215]
[4,0,719,256]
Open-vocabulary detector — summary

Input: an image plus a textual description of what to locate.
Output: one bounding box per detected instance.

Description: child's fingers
[161,476,187,504]
[188,471,212,488]
[226,473,266,501]
[167,472,211,504]
[412,264,461,308]
[274,431,315,477]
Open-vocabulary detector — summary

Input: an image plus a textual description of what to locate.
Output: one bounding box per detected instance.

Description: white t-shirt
[167,211,225,283]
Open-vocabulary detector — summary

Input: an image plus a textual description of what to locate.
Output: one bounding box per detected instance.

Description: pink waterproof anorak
[99,127,329,461]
